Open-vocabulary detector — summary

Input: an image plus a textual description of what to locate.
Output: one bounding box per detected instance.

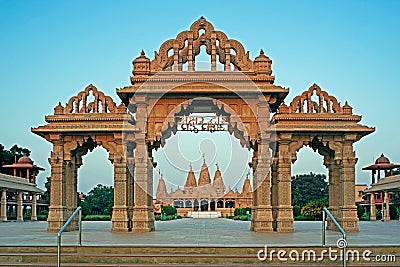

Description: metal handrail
[322,207,347,267]
[57,206,82,267]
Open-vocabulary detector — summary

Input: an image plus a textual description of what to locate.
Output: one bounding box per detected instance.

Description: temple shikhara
[32,17,374,233]
[156,160,252,217]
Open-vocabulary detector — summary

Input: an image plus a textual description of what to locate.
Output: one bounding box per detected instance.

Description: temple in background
[155,159,252,217]
[0,154,47,221]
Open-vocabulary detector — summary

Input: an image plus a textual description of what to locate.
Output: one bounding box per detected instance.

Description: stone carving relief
[57,84,124,114]
[278,83,353,114]
[149,17,253,72]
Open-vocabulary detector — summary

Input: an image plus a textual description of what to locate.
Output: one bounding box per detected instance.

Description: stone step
[0,246,398,266]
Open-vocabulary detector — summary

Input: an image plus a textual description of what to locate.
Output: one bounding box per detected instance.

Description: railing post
[322,207,347,267]
[78,209,82,246]
[322,210,326,246]
[57,234,61,267]
[57,206,82,267]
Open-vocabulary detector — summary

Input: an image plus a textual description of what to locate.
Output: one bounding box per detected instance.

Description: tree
[292,172,328,210]
[301,199,328,220]
[78,201,90,217]
[0,144,31,173]
[161,205,176,215]
[84,184,114,215]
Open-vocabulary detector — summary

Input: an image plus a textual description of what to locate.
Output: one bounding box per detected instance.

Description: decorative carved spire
[198,159,211,186]
[241,172,252,197]
[156,174,168,200]
[184,164,197,190]
[132,50,150,76]
[343,101,353,115]
[54,102,64,115]
[254,49,272,75]
[212,163,225,195]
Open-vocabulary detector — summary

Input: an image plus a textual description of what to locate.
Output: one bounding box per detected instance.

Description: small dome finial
[260,49,264,55]
[141,50,145,56]
[216,163,219,170]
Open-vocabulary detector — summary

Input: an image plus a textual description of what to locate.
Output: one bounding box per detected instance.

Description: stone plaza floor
[0,218,399,247]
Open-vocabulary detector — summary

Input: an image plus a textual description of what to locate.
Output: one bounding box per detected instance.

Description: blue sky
[1,0,399,193]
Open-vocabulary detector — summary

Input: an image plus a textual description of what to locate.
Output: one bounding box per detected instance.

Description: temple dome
[17,154,33,165]
[375,154,390,165]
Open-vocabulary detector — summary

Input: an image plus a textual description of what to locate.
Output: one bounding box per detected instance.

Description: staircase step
[0,246,398,266]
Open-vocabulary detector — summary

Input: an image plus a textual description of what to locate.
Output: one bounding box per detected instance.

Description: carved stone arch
[189,16,215,39]
[227,39,252,70]
[149,17,255,71]
[328,141,343,163]
[64,84,118,114]
[289,140,304,163]
[289,83,343,114]
[214,31,228,49]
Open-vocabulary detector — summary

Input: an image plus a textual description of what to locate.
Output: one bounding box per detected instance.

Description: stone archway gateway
[32,17,374,233]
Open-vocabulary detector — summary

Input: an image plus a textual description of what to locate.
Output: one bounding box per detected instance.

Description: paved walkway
[0,219,399,247]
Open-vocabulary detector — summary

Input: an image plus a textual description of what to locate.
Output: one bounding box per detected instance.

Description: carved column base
[111,206,129,232]
[274,205,294,232]
[337,218,359,232]
[47,206,67,232]
[338,206,359,232]
[132,206,155,232]
[251,205,274,232]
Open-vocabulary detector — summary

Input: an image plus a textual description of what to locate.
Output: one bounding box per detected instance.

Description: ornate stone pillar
[188,32,194,71]
[251,96,273,232]
[64,155,78,231]
[370,193,376,220]
[338,141,359,232]
[131,95,154,232]
[271,157,278,228]
[47,139,67,232]
[173,43,179,71]
[224,44,231,71]
[325,156,341,230]
[127,160,134,231]
[1,189,7,221]
[31,193,37,221]
[274,137,294,232]
[384,191,390,221]
[17,191,23,221]
[111,140,130,232]
[211,33,217,71]
[250,141,274,232]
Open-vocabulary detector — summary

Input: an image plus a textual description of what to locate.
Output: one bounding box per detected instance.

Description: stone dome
[17,154,33,165]
[375,154,390,165]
